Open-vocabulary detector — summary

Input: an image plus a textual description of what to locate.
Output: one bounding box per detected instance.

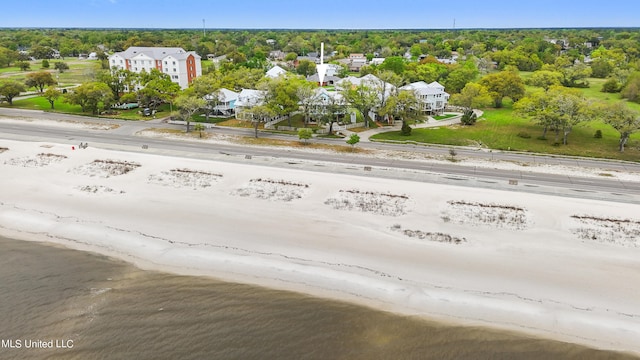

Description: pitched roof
[400,81,448,96]
[235,89,266,107]
[205,88,239,102]
[265,65,287,78]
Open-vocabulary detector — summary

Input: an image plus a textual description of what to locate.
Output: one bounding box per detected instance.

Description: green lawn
[8,95,84,114]
[371,103,640,162]
[4,95,173,121]
[0,60,101,85]
[433,114,457,120]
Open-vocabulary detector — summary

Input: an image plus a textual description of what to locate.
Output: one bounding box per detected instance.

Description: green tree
[479,69,525,108]
[515,89,561,140]
[600,102,640,152]
[174,94,206,132]
[400,119,412,135]
[41,59,50,69]
[137,70,181,112]
[601,78,621,93]
[443,60,479,94]
[220,66,264,92]
[0,80,26,105]
[54,62,69,73]
[621,72,640,103]
[259,74,304,127]
[193,123,206,138]
[64,81,114,114]
[43,86,62,109]
[378,56,406,75]
[379,89,418,125]
[460,109,477,126]
[0,47,19,67]
[296,81,318,126]
[186,73,222,121]
[341,81,379,128]
[516,86,593,145]
[284,52,298,62]
[298,128,313,144]
[346,133,360,150]
[25,71,57,93]
[590,58,613,78]
[248,104,275,138]
[17,61,30,71]
[296,59,316,77]
[96,68,138,99]
[526,70,564,90]
[449,82,493,111]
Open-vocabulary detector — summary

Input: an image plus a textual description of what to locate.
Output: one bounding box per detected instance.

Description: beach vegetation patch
[4,152,68,167]
[324,189,409,216]
[70,159,141,177]
[232,178,309,202]
[148,168,223,189]
[571,215,640,247]
[442,200,530,230]
[391,225,466,244]
[75,185,125,194]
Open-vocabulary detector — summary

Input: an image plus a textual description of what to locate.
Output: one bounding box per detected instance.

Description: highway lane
[2,107,639,173]
[1,118,639,200]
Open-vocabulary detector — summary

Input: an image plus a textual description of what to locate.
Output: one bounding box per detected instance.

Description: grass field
[371,101,640,162]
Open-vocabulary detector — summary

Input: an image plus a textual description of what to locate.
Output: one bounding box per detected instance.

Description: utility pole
[203,19,206,37]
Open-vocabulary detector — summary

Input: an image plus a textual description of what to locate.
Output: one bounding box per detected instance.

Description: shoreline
[1,138,640,355]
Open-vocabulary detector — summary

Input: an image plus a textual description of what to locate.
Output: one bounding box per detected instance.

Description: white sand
[1,138,640,354]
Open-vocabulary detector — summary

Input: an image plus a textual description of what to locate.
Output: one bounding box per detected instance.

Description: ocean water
[0,236,637,360]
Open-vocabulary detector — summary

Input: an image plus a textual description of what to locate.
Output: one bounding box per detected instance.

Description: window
[172,61,176,65]
[164,61,167,65]
[133,60,137,64]
[173,68,176,72]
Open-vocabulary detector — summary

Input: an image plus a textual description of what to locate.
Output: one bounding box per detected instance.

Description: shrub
[601,78,621,93]
[594,129,603,139]
[517,132,531,139]
[460,109,477,125]
[400,120,412,136]
[41,59,50,69]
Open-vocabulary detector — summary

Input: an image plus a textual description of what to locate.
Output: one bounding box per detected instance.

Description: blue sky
[3,0,640,29]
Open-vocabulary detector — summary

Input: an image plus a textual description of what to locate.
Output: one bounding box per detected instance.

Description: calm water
[0,236,637,360]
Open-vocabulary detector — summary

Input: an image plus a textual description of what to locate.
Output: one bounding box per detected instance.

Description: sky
[3,0,640,29]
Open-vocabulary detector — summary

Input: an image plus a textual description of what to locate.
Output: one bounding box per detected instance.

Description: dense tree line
[2,27,640,151]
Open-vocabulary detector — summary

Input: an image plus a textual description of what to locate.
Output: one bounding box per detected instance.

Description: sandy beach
[1,137,639,355]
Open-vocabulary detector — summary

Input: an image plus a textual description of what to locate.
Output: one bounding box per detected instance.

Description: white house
[108,46,202,89]
[265,65,287,78]
[335,74,397,102]
[234,89,266,119]
[400,81,450,115]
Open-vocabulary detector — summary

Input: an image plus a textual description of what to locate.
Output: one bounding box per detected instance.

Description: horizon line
[1,26,639,32]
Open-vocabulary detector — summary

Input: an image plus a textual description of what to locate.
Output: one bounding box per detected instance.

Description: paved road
[1,108,639,203]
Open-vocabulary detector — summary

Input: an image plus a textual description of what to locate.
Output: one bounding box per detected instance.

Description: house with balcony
[205,88,238,117]
[400,81,450,115]
[108,46,202,89]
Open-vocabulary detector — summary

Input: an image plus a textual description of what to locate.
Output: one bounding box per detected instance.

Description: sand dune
[1,138,639,355]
